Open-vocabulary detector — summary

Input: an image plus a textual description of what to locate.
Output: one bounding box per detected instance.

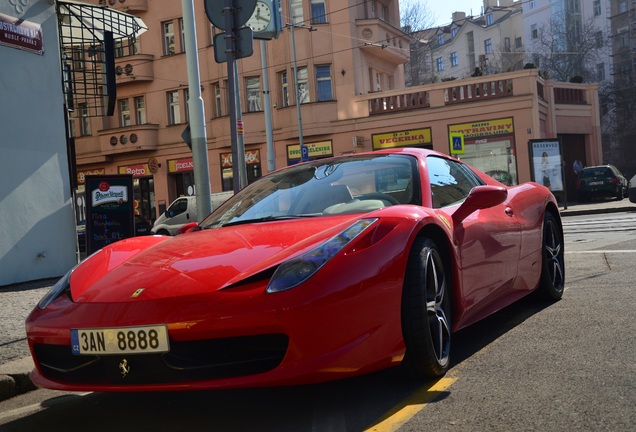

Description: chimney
[452,11,466,22]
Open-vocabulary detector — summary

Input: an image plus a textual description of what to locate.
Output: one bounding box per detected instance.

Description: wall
[0,0,77,285]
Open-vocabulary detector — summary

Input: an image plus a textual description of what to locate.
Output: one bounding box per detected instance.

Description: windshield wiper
[220,215,313,227]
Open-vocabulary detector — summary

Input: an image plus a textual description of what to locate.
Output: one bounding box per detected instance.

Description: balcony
[115,54,154,84]
[98,124,158,155]
[356,19,410,64]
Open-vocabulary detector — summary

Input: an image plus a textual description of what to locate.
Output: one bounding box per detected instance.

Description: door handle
[505,207,514,217]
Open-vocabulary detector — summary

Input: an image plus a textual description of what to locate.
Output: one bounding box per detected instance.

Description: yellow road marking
[365,377,457,432]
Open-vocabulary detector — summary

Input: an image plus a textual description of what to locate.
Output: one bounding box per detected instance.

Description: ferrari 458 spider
[26,148,565,391]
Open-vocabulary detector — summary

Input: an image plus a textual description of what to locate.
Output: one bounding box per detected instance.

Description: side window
[427,156,483,208]
[168,199,188,216]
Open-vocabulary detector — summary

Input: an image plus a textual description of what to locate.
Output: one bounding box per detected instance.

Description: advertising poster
[85,175,134,255]
[529,139,564,192]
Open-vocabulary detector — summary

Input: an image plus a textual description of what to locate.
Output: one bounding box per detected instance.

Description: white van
[151,191,233,236]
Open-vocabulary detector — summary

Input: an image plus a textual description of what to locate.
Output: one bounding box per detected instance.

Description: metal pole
[289,0,306,161]
[261,39,275,172]
[223,0,241,194]
[181,0,211,220]
[234,64,248,189]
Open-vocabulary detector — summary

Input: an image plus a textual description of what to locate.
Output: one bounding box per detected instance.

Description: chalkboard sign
[85,175,134,255]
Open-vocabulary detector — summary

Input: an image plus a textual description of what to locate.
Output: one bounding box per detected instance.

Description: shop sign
[77,168,105,185]
[449,118,514,140]
[118,163,151,177]
[220,149,261,167]
[168,158,194,173]
[372,128,432,150]
[148,157,159,173]
[85,175,134,255]
[287,141,333,160]
[0,13,43,55]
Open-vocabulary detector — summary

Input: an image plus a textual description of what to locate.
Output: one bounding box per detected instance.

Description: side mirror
[452,185,507,224]
[177,222,199,235]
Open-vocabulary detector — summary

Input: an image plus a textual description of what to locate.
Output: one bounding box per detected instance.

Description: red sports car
[26,148,565,391]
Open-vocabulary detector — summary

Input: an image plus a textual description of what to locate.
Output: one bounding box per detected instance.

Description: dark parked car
[629,174,636,203]
[576,165,628,202]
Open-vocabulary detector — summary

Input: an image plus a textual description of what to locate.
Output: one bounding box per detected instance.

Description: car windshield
[200,154,420,228]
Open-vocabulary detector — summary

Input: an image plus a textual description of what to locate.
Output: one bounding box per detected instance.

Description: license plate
[588,181,603,185]
[71,325,169,355]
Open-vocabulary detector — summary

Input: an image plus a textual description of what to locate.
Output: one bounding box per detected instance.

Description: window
[79,103,90,136]
[297,67,310,104]
[450,52,458,67]
[619,1,627,14]
[369,1,376,18]
[531,24,538,39]
[310,0,327,24]
[316,65,333,101]
[213,82,222,117]
[179,18,186,52]
[595,31,604,48]
[162,21,175,55]
[380,4,388,21]
[184,88,190,122]
[167,90,181,125]
[593,0,601,16]
[485,39,492,54]
[566,0,580,13]
[135,96,146,124]
[210,24,219,45]
[529,0,535,9]
[437,34,444,45]
[515,36,522,49]
[504,37,511,52]
[597,63,605,81]
[427,156,483,209]
[290,0,303,24]
[280,71,290,107]
[486,14,493,26]
[451,28,458,38]
[437,57,444,71]
[119,99,130,127]
[246,77,262,112]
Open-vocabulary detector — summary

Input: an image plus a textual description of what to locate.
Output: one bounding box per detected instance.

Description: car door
[427,156,521,320]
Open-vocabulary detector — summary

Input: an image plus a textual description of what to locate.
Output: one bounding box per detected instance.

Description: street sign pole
[181,0,212,220]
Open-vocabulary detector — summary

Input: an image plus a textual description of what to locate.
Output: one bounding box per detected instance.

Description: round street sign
[204,0,257,30]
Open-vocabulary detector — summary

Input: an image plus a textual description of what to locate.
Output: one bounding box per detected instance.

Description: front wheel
[401,237,451,378]
[537,212,565,301]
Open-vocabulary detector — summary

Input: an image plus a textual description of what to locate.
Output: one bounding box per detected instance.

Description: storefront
[220,149,263,191]
[448,118,517,186]
[118,162,157,223]
[168,157,195,198]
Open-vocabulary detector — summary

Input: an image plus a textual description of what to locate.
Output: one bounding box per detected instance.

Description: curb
[0,358,37,403]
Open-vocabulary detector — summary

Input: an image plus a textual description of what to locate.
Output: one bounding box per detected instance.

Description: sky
[424,0,490,26]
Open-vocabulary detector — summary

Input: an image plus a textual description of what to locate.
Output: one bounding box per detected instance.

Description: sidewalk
[1,198,634,402]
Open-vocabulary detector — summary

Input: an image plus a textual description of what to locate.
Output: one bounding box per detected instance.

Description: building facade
[70,0,603,227]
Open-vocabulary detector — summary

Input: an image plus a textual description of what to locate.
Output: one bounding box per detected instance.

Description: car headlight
[266,218,377,293]
[38,267,74,309]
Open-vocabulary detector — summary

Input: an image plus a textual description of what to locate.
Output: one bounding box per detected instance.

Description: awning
[57,0,147,42]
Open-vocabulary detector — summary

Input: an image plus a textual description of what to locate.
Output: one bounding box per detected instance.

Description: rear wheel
[401,237,451,378]
[537,212,565,301]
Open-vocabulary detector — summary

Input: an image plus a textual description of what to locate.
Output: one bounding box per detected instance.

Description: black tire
[537,212,565,301]
[156,229,170,236]
[401,237,451,378]
[357,192,400,205]
[616,187,624,200]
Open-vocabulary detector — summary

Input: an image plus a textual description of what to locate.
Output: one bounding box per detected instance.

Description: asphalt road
[1,209,635,431]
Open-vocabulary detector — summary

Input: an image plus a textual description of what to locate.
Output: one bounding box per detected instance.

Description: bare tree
[530,12,606,82]
[400,0,436,86]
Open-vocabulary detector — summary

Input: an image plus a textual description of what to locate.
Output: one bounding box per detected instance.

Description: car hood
[70,216,362,303]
